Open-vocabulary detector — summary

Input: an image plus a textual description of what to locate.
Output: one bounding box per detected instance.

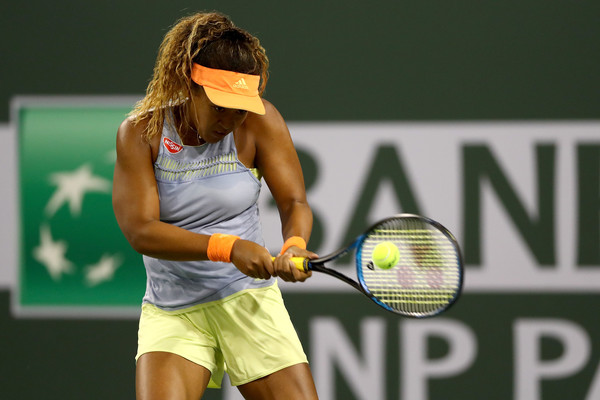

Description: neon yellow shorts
[136,282,308,388]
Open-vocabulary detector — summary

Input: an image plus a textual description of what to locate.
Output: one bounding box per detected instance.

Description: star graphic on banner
[45,163,111,218]
[33,225,74,281]
[84,254,123,287]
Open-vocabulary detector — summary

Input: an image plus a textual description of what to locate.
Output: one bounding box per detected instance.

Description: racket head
[355,214,463,318]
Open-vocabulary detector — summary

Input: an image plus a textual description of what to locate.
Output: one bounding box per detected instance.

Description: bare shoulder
[116,114,162,159]
[236,99,295,169]
[117,115,150,145]
[243,99,290,142]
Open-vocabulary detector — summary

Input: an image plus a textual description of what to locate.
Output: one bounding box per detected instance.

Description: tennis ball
[372,242,400,269]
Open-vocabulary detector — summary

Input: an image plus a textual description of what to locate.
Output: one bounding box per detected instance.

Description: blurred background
[1,1,599,399]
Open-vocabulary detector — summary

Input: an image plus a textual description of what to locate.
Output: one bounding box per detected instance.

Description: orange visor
[191,64,265,115]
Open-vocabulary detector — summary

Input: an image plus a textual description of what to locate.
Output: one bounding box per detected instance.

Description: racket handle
[271,256,308,272]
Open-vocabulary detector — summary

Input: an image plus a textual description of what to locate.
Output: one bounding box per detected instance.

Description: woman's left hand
[272,247,318,282]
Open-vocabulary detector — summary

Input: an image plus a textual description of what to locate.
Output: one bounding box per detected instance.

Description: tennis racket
[286,214,463,318]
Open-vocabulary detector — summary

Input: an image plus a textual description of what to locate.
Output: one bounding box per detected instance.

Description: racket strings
[358,217,461,317]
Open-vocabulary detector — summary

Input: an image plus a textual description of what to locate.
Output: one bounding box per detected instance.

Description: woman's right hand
[230,239,275,280]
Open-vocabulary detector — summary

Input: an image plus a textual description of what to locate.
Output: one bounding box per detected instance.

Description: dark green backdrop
[3,0,599,123]
[2,1,599,399]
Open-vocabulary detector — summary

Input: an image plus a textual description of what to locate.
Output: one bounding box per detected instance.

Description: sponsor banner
[215,292,600,400]
[283,293,600,400]
[13,97,600,309]
[14,97,144,317]
[266,121,600,293]
[12,97,600,399]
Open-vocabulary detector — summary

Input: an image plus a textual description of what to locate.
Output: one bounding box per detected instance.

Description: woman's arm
[252,101,318,281]
[112,117,210,260]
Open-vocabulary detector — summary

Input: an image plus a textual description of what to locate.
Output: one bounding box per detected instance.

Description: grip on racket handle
[271,256,308,272]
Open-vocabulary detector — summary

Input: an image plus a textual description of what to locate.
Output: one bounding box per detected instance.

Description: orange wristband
[207,233,240,262]
[280,236,307,255]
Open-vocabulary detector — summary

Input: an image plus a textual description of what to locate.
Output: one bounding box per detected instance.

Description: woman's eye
[213,106,225,112]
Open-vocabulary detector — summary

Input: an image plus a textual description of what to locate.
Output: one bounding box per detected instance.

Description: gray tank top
[142,116,274,310]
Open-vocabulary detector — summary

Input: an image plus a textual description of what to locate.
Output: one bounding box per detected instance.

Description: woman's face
[189,87,249,143]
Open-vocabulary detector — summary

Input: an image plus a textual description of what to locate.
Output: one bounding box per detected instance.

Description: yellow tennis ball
[372,242,400,269]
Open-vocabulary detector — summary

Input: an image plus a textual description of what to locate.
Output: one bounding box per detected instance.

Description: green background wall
[1,1,599,399]
[3,0,599,123]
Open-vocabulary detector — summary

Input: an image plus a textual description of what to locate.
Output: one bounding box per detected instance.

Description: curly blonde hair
[129,12,269,140]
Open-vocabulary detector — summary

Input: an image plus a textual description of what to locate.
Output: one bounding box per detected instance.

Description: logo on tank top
[163,137,183,154]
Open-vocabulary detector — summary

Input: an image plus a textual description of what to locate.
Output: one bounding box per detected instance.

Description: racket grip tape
[271,256,308,272]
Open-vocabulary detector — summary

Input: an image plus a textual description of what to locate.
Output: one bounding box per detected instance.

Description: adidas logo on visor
[232,78,249,90]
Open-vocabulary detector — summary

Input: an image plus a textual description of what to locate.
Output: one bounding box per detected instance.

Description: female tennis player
[112,11,319,400]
